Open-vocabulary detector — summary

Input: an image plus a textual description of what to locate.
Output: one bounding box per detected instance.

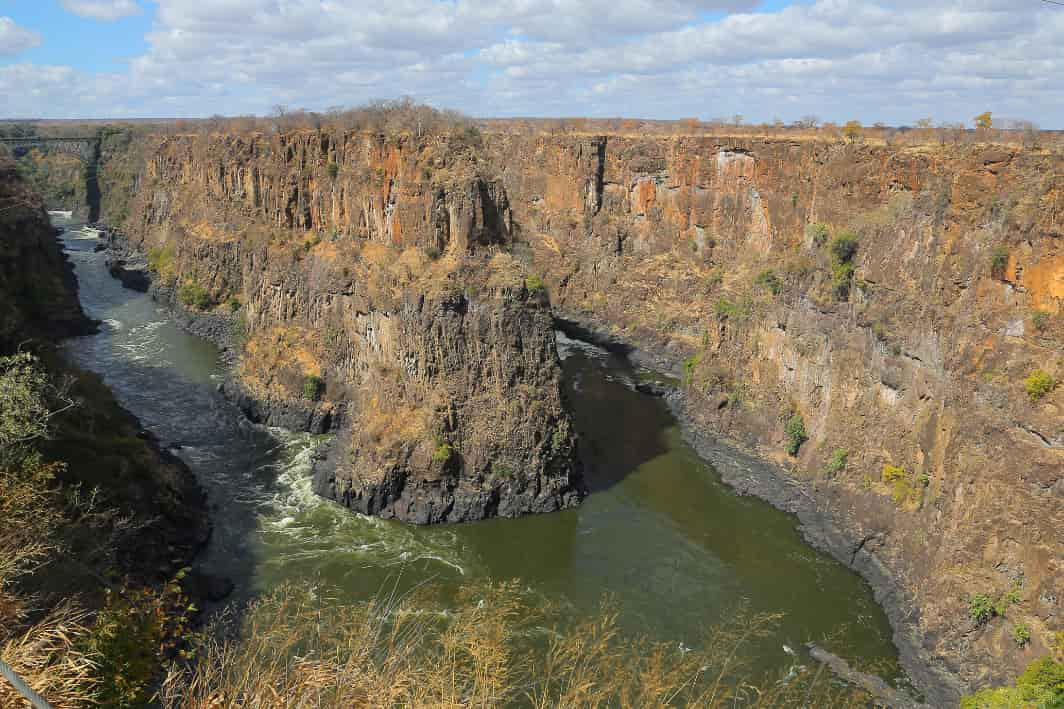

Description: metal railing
[0,657,53,709]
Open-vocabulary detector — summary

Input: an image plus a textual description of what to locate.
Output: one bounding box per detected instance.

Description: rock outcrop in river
[66,125,1063,700]
[108,130,584,523]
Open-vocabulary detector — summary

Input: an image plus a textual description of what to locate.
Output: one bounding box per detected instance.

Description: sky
[1,0,1063,126]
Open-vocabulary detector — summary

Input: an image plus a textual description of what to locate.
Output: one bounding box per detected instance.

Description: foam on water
[254,429,474,582]
[63,225,100,240]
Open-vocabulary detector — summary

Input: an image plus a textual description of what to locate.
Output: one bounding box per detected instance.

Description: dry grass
[160,582,872,709]
[0,469,99,709]
[240,326,324,397]
[0,353,99,707]
[0,604,98,709]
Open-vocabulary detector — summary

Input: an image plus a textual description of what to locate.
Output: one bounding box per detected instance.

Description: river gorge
[58,216,904,692]
[3,120,1060,706]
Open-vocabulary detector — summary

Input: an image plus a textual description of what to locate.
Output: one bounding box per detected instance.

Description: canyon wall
[85,128,1062,698]
[478,134,1063,695]
[111,131,583,523]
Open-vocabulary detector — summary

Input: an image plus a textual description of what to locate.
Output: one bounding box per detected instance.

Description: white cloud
[0,17,41,56]
[61,0,141,22]
[4,0,1064,125]
[0,63,131,117]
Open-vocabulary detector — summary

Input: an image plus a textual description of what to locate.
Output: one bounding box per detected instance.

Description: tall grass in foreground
[161,582,871,708]
[1,352,99,707]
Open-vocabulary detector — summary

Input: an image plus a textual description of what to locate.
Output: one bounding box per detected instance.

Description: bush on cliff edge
[784,414,807,456]
[177,282,214,310]
[961,656,1064,709]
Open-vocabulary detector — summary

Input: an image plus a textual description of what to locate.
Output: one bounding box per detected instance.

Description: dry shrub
[0,461,99,709]
[0,352,98,707]
[165,98,480,142]
[161,582,872,708]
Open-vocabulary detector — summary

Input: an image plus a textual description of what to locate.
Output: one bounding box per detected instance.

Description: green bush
[827,230,858,300]
[990,246,1010,278]
[302,375,324,401]
[80,573,197,709]
[714,297,741,320]
[227,297,241,313]
[549,425,569,455]
[754,269,781,296]
[996,581,1023,617]
[882,463,925,506]
[784,414,807,456]
[831,261,856,299]
[829,230,859,263]
[1025,369,1056,401]
[431,437,453,463]
[682,353,702,387]
[326,161,339,179]
[823,448,848,477]
[961,656,1064,709]
[524,274,546,295]
[177,282,213,310]
[463,125,482,143]
[969,594,996,625]
[1018,657,1064,697]
[146,246,175,274]
[805,222,830,247]
[1013,623,1031,647]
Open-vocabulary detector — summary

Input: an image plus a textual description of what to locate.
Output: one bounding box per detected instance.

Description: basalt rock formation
[107,131,584,524]
[62,126,1063,701]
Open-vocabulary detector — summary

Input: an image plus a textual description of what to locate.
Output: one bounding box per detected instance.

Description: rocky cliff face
[10,147,90,217]
[479,134,1063,696]
[86,128,1062,698]
[112,131,583,523]
[0,161,90,343]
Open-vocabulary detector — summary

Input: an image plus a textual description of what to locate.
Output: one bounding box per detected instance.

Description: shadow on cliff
[561,347,670,494]
[84,139,102,223]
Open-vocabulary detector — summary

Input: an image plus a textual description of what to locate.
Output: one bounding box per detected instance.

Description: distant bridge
[0,136,100,162]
